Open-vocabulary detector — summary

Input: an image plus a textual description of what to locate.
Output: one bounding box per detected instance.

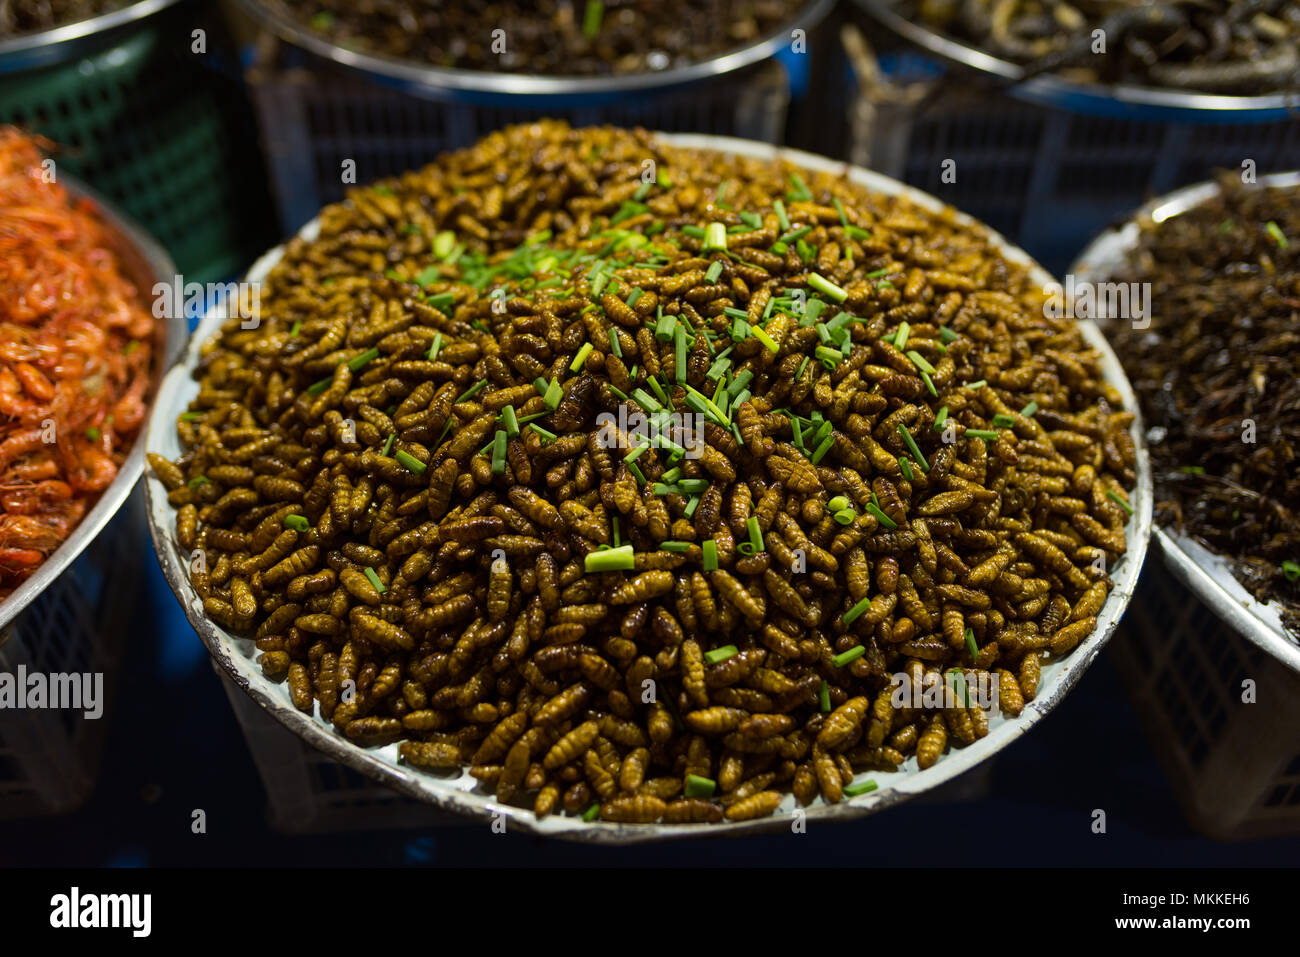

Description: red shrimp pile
[0,127,156,598]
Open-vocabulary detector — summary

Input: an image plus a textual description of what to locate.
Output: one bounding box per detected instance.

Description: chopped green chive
[965,626,978,661]
[1283,560,1300,582]
[843,597,871,626]
[364,567,387,595]
[746,516,764,552]
[843,778,878,798]
[659,541,691,552]
[1179,465,1205,475]
[289,320,302,338]
[582,0,603,39]
[702,222,728,253]
[1106,489,1134,515]
[933,406,949,431]
[827,495,851,512]
[897,424,929,472]
[1266,220,1289,249]
[381,433,395,457]
[967,379,987,390]
[832,197,849,227]
[818,680,831,713]
[810,435,835,465]
[704,260,724,284]
[808,272,847,303]
[787,173,812,202]
[306,376,332,396]
[608,327,622,358]
[187,475,209,487]
[865,502,897,529]
[490,430,507,474]
[585,544,634,572]
[991,413,1016,429]
[284,514,309,532]
[347,347,380,372]
[582,803,600,822]
[685,774,717,798]
[529,423,557,443]
[773,199,790,232]
[571,342,594,372]
[543,379,563,410]
[702,540,718,571]
[427,332,443,360]
[704,645,738,665]
[832,645,866,667]
[751,325,778,353]
[395,450,427,474]
[500,405,520,437]
[906,350,935,375]
[965,429,999,441]
[1020,401,1038,417]
[939,325,957,343]
[625,287,643,308]
[456,379,488,403]
[898,455,914,481]
[833,508,856,525]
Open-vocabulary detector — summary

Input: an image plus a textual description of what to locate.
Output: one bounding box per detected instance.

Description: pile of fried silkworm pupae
[150,122,1137,826]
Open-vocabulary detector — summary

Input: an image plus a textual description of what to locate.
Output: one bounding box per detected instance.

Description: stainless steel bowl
[0,0,182,73]
[0,174,183,631]
[146,133,1153,842]
[854,0,1300,119]
[237,0,836,103]
[1072,171,1300,677]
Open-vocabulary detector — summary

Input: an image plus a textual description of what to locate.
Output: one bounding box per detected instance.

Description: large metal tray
[145,133,1153,842]
[0,0,181,73]
[237,0,836,103]
[0,174,182,631]
[854,0,1300,119]
[1072,171,1300,677]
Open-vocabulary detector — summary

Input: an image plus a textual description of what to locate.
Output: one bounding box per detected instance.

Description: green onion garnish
[306,376,332,396]
[832,645,865,667]
[1020,401,1038,417]
[1283,560,1300,582]
[843,778,878,798]
[364,567,387,595]
[965,429,999,441]
[571,342,594,372]
[705,260,724,284]
[897,424,929,472]
[898,456,914,481]
[582,0,603,39]
[773,199,790,232]
[702,540,718,571]
[746,515,764,553]
[833,508,856,526]
[702,222,728,253]
[964,626,978,661]
[543,379,563,410]
[585,544,634,572]
[381,433,395,457]
[1106,489,1134,515]
[284,514,309,532]
[685,774,717,798]
[991,413,1016,429]
[529,423,557,443]
[1266,220,1289,249]
[818,680,831,713]
[456,379,488,403]
[827,495,851,512]
[865,502,897,529]
[704,645,738,665]
[490,430,507,474]
[395,450,427,474]
[660,541,691,552]
[582,804,600,822]
[808,272,848,302]
[347,347,380,372]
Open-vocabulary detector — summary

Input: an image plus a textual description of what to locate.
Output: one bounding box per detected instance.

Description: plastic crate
[0,492,146,818]
[0,0,278,282]
[1109,547,1300,840]
[842,32,1300,274]
[244,41,792,234]
[217,669,464,833]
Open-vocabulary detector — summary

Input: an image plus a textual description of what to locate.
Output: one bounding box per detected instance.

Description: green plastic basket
[0,2,276,283]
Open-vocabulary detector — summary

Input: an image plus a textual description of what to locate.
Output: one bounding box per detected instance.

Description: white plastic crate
[1110,546,1300,840]
[0,491,145,818]
[244,39,792,234]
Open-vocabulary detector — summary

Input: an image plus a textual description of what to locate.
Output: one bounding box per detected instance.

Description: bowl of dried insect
[0,128,183,630]
[144,122,1152,842]
[236,0,836,102]
[854,0,1300,117]
[1072,170,1300,677]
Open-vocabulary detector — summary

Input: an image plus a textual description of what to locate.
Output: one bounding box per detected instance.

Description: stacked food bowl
[234,0,838,233]
[0,131,184,816]
[1072,172,1300,838]
[847,0,1300,272]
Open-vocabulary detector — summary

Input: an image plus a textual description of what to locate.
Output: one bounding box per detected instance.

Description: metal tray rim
[0,174,182,633]
[145,133,1153,843]
[237,0,836,100]
[1071,170,1300,676]
[854,0,1300,116]
[0,0,182,72]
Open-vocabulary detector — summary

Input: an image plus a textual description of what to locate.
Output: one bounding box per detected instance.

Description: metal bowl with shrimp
[0,162,184,630]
